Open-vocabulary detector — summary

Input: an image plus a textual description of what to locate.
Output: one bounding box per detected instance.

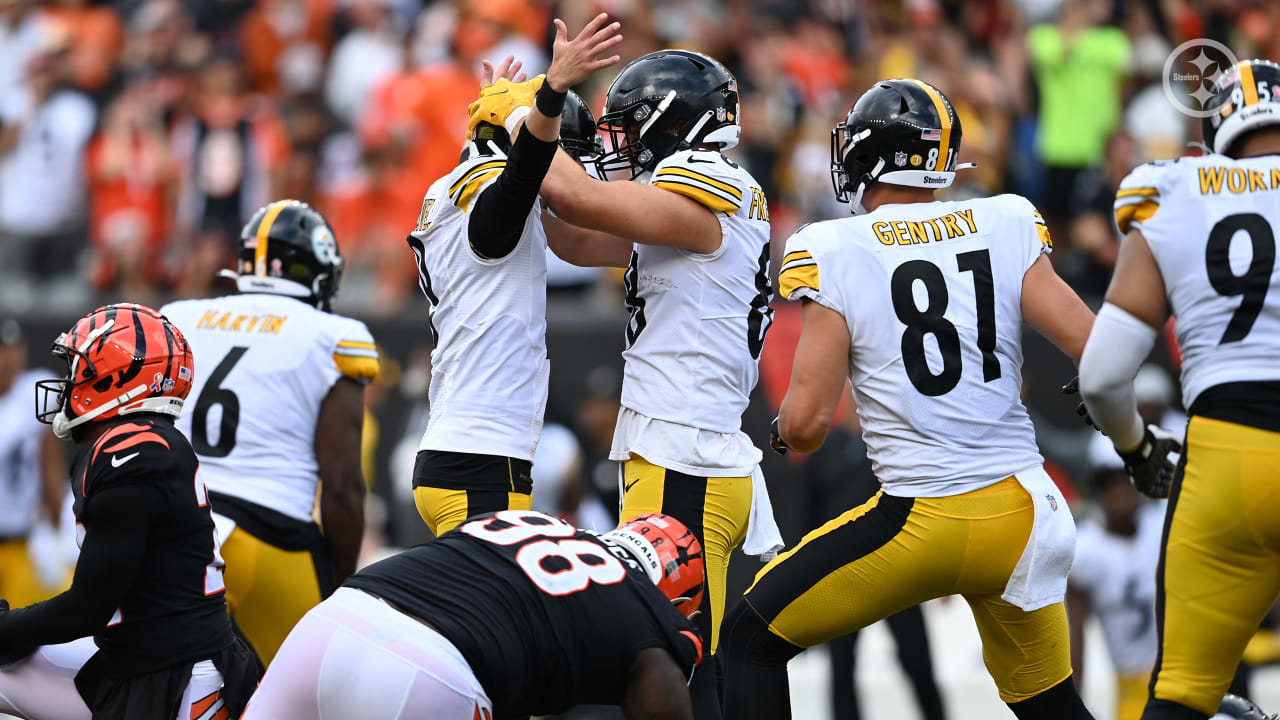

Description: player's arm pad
[1079,302,1157,451]
[468,128,558,260]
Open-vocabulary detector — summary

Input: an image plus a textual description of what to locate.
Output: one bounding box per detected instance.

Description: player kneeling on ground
[244,510,704,720]
[0,304,261,720]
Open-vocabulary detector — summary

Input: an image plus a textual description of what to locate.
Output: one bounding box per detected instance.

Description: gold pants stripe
[744,476,1072,703]
[1148,415,1280,714]
[413,486,533,537]
[618,455,751,655]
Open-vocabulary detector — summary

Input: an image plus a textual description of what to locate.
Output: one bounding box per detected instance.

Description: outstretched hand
[545,13,623,92]
[480,55,527,88]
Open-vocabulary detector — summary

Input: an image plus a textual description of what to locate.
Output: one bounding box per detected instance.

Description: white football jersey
[617,150,774,435]
[163,293,379,522]
[779,194,1052,497]
[1070,503,1165,673]
[1114,155,1280,407]
[0,370,51,536]
[407,151,549,462]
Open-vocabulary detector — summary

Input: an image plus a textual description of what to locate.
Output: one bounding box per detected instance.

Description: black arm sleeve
[0,484,161,652]
[468,128,559,260]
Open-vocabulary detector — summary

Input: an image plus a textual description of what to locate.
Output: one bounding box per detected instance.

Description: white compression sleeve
[1079,302,1160,452]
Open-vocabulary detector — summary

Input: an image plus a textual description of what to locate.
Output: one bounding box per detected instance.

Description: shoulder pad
[329,316,379,383]
[446,155,507,213]
[650,150,749,216]
[85,420,180,493]
[777,223,830,300]
[1114,162,1169,234]
[991,194,1053,252]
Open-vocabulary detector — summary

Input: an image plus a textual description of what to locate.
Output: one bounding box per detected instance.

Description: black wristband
[535,81,567,117]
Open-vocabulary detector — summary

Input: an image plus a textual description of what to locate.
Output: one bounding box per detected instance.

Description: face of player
[1100,473,1142,533]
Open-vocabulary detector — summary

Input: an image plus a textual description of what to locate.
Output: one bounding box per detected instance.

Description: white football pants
[243,587,493,720]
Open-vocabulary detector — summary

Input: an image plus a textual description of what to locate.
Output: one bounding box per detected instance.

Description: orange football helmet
[604,513,706,618]
[36,304,194,439]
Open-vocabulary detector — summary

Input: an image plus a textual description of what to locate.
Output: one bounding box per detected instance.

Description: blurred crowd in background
[4,0,1280,716]
[3,0,1280,311]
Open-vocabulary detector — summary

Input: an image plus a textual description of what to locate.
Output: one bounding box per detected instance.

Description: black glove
[769,416,789,456]
[1120,425,1182,499]
[1060,376,1098,431]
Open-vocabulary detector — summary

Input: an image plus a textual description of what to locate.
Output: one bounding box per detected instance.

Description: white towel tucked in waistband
[743,465,784,561]
[1002,465,1077,611]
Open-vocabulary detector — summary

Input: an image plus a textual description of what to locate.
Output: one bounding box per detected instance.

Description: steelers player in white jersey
[406,16,622,537]
[162,200,377,666]
[718,79,1099,720]
[497,49,782,718]
[1080,59,1280,720]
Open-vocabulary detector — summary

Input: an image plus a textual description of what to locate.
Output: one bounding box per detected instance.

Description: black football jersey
[345,510,702,719]
[70,415,233,676]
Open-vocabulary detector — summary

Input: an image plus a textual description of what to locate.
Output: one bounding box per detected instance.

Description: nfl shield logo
[716,107,727,122]
[894,151,908,167]
[1045,493,1058,511]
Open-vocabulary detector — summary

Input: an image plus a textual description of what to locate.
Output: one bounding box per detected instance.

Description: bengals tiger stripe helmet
[35,304,194,440]
[604,513,706,618]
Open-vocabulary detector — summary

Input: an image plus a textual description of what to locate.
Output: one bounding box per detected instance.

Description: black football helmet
[1203,59,1280,157]
[222,200,343,311]
[831,78,964,213]
[1214,694,1274,720]
[594,49,740,179]
[559,89,604,161]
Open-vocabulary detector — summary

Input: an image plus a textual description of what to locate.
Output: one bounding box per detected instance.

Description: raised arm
[540,151,723,255]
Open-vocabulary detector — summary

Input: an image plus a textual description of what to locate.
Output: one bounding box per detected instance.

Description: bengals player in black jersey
[245,510,705,720]
[0,304,261,720]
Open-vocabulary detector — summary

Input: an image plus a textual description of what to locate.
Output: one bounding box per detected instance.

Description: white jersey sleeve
[163,294,378,522]
[1117,156,1280,407]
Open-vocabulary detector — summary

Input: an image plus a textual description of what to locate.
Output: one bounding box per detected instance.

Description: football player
[162,200,377,667]
[1079,59,1280,720]
[243,510,705,719]
[718,79,1098,720]
[405,15,621,537]
[0,317,68,609]
[0,304,260,719]
[494,49,781,717]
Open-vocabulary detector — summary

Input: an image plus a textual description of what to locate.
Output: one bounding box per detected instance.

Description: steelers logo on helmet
[830,78,969,214]
[1202,59,1280,157]
[221,200,345,311]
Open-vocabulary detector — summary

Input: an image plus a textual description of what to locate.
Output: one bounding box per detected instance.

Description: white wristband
[505,106,531,136]
[1079,302,1160,452]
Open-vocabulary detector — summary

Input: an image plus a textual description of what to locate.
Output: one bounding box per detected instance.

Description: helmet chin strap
[52,382,148,439]
[848,158,886,215]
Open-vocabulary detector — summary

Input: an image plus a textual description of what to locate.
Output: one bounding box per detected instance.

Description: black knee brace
[1007,677,1096,720]
[720,599,804,720]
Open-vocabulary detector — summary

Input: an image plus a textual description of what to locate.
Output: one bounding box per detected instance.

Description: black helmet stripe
[115,306,146,389]
[93,305,119,354]
[158,316,177,395]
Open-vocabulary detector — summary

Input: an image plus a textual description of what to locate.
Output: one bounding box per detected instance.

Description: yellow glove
[466,75,545,139]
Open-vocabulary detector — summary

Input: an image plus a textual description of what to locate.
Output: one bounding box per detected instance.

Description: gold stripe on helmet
[910,79,952,170]
[1240,62,1259,106]
[254,201,290,277]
